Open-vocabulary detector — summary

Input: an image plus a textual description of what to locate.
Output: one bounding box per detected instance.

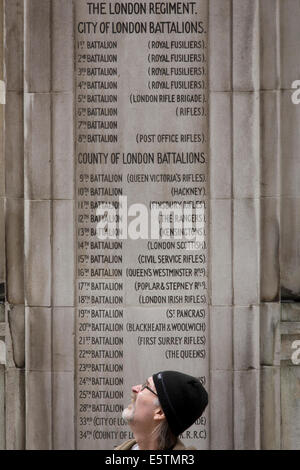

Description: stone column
[279,0,300,451]
[23,0,75,450]
[209,0,260,450]
[3,0,75,450]
[259,0,281,451]
[4,0,26,450]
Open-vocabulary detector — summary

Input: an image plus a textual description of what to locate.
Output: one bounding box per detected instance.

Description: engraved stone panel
[74,0,209,449]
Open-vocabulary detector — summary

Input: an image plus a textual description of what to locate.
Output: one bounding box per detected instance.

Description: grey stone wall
[0,0,300,450]
[209,0,300,450]
[4,0,75,449]
[0,0,5,451]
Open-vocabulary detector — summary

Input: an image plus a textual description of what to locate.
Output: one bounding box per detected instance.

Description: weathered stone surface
[53,201,74,306]
[25,307,51,371]
[0,0,3,81]
[209,0,231,91]
[210,92,232,199]
[3,0,300,452]
[281,302,300,322]
[4,308,15,370]
[7,305,25,368]
[260,303,281,366]
[259,0,278,90]
[5,92,24,198]
[280,0,300,90]
[233,199,260,305]
[5,368,25,450]
[210,307,232,371]
[210,199,232,306]
[260,198,280,302]
[0,105,4,198]
[52,308,74,372]
[5,198,24,305]
[25,201,51,307]
[52,372,75,449]
[26,371,52,449]
[281,366,300,450]
[210,370,233,449]
[280,322,300,364]
[0,365,5,449]
[52,0,74,92]
[234,370,260,449]
[233,306,259,370]
[5,0,24,92]
[0,304,4,322]
[281,197,300,300]
[0,340,4,364]
[24,0,50,92]
[260,366,280,450]
[233,0,259,91]
[233,92,260,198]
[0,197,4,282]
[52,93,74,199]
[261,92,280,197]
[24,93,51,200]
[281,91,300,198]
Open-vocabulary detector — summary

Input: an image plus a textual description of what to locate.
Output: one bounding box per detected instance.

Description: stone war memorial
[0,0,300,451]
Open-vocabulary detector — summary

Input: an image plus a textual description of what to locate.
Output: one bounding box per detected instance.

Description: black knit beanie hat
[152,370,208,436]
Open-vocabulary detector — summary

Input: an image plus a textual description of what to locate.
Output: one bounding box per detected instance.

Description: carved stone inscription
[75,0,209,449]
